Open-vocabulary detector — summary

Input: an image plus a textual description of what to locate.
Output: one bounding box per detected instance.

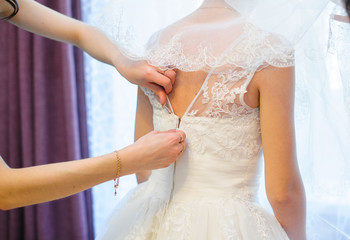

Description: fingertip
[176,130,186,139]
[158,92,167,105]
[147,83,167,105]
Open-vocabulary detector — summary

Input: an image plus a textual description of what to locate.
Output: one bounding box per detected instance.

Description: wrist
[111,48,128,75]
[117,146,139,176]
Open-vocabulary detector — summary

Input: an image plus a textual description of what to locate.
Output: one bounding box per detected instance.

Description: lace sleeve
[140,87,163,109]
[263,34,295,68]
[239,24,295,71]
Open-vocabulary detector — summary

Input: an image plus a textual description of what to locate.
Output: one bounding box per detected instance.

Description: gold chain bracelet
[114,151,121,196]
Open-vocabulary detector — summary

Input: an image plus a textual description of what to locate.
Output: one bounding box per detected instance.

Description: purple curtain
[0,0,93,239]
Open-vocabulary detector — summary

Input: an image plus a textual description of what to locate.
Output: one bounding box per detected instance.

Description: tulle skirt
[96,174,289,240]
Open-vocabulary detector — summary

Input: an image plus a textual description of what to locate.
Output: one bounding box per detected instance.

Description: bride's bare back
[167,70,261,120]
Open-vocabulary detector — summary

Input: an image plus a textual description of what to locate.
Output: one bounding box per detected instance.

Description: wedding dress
[96,6,295,239]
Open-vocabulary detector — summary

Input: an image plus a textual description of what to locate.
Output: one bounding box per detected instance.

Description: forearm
[268,181,306,240]
[8,0,124,71]
[75,23,125,70]
[8,0,120,67]
[0,149,135,210]
[0,128,185,210]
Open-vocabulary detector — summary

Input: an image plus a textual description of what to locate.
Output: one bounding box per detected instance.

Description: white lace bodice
[143,87,262,200]
[141,22,294,203]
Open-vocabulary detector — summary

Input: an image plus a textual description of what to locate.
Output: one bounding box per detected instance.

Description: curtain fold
[0,0,93,239]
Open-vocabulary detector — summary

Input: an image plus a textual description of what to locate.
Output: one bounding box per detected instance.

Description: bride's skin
[0,0,187,210]
[135,1,306,239]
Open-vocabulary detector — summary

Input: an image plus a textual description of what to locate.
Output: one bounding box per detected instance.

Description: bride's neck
[200,0,230,9]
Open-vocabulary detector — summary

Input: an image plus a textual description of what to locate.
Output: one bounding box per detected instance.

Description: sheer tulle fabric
[94,0,350,239]
[295,2,350,239]
[96,0,329,58]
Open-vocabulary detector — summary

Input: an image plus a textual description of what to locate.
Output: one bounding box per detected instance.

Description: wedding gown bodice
[174,115,262,202]
[143,87,262,203]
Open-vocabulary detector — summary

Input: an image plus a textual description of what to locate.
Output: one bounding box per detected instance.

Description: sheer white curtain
[295,2,350,239]
[81,0,138,236]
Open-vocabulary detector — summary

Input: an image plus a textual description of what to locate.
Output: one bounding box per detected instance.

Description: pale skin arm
[254,66,306,240]
[1,0,175,104]
[0,129,186,210]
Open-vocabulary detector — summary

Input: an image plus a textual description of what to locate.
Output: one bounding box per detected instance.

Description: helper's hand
[120,130,186,174]
[117,59,176,105]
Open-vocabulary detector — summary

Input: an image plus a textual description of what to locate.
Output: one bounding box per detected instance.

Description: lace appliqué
[181,114,261,161]
[216,189,256,240]
[124,198,168,240]
[161,203,193,239]
[141,87,163,110]
[145,23,294,72]
[146,35,222,72]
[218,188,274,240]
[155,188,281,240]
[204,70,254,118]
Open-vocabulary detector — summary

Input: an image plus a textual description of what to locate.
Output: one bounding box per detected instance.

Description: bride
[96,0,331,239]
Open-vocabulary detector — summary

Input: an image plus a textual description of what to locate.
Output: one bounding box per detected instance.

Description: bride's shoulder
[146,19,194,48]
[237,22,295,68]
[242,22,293,50]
